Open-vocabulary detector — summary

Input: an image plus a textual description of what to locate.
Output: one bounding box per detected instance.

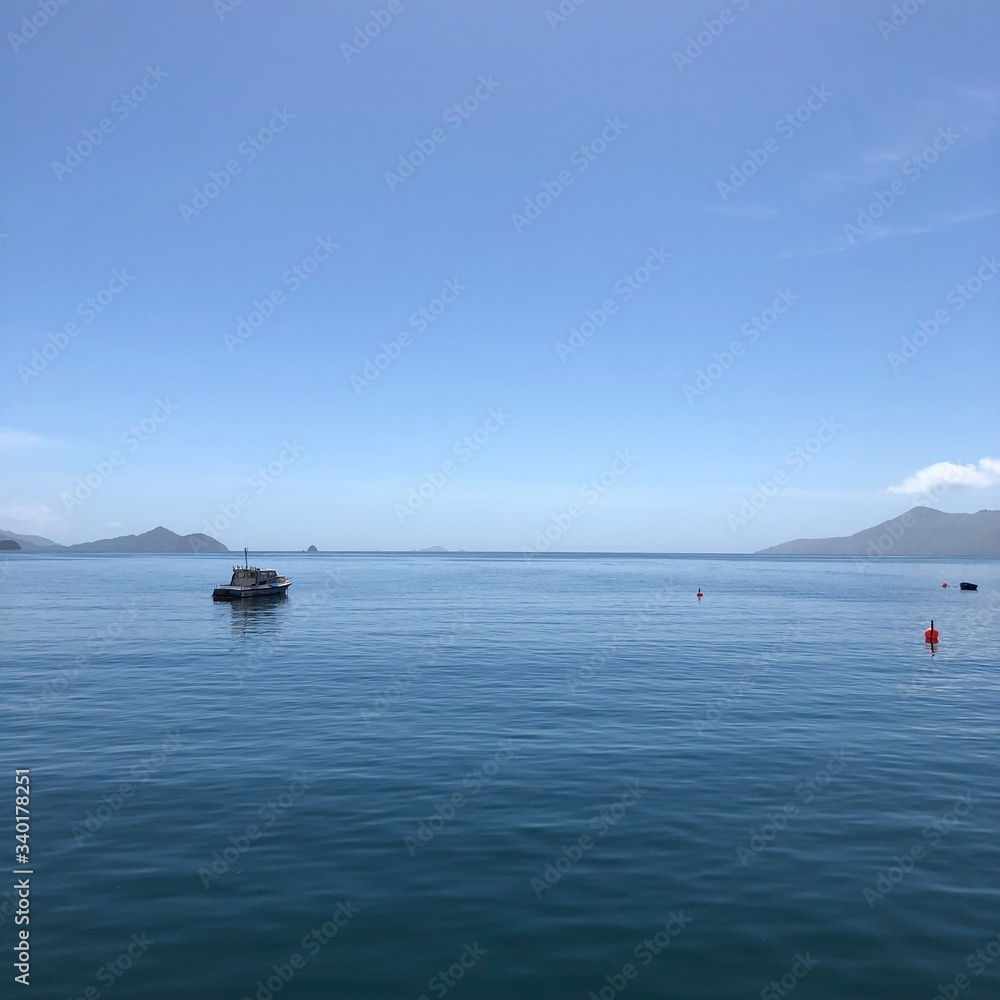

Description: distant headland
[758,507,1000,557]
[0,526,229,553]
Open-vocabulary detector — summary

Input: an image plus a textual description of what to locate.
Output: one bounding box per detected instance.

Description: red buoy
[941,582,949,588]
[696,589,703,599]
[924,620,939,644]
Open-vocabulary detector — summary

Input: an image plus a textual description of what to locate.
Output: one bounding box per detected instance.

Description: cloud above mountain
[887,458,1000,494]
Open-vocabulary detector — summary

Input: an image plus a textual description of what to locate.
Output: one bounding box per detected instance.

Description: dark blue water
[3,553,999,999]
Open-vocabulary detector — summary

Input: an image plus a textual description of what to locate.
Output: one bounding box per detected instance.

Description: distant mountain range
[4,508,996,556]
[757,507,1000,556]
[0,526,229,553]
[0,528,60,548]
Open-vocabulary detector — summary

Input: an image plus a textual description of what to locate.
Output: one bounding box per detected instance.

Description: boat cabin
[229,566,279,586]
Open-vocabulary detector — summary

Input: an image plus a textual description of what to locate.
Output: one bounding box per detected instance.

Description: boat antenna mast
[244,547,249,569]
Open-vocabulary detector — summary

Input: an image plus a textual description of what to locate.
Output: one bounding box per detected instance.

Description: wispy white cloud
[939,204,1000,225]
[951,84,1000,136]
[707,204,780,220]
[0,501,59,525]
[887,458,1000,494]
[775,242,850,262]
[798,84,995,205]
[776,225,923,260]
[804,170,863,195]
[860,146,908,167]
[962,86,1000,104]
[850,222,936,243]
[777,206,993,260]
[0,428,45,448]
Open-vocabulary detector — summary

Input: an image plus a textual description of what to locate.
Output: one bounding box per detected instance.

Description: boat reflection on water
[224,593,290,693]
[223,590,289,637]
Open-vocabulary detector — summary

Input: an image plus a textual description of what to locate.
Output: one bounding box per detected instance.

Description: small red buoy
[924,620,939,644]
[941,582,949,588]
[696,589,703,599]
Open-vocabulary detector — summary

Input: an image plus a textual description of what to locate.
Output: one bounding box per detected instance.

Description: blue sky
[2,0,998,552]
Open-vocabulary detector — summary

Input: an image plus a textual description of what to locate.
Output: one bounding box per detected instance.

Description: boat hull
[212,581,292,600]
[959,582,978,591]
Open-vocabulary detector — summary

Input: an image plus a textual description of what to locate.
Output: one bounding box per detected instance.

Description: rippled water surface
[3,552,999,999]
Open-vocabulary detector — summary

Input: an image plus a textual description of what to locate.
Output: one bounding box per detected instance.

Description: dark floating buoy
[959,582,978,591]
[924,620,939,644]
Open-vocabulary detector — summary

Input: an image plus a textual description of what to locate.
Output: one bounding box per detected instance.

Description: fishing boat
[959,582,978,591]
[212,549,291,600]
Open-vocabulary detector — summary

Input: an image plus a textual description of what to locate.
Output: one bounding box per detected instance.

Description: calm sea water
[3,553,999,999]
